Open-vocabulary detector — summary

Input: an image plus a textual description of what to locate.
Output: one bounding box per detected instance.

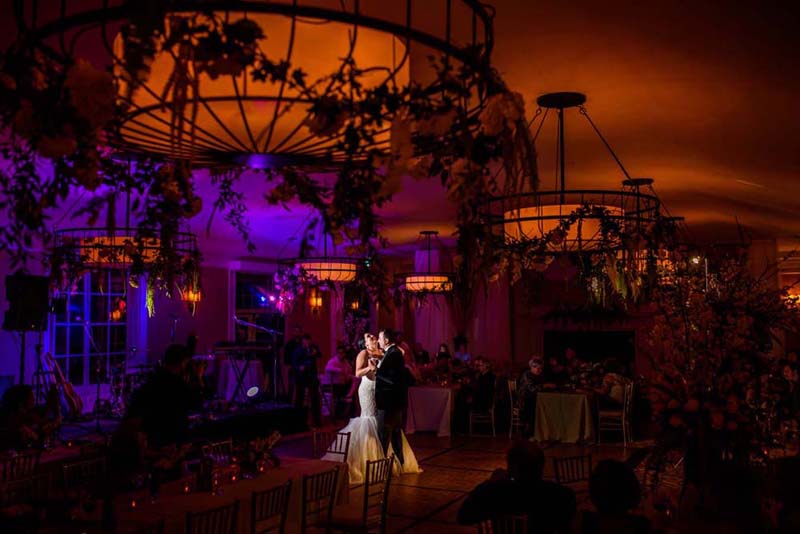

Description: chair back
[186,500,240,534]
[476,514,528,534]
[202,438,234,465]
[622,381,635,417]
[507,379,519,412]
[301,466,339,533]
[0,449,41,481]
[553,454,592,485]
[0,471,51,507]
[62,455,107,500]
[313,431,351,463]
[131,519,166,534]
[251,480,292,534]
[0,472,52,532]
[362,456,394,533]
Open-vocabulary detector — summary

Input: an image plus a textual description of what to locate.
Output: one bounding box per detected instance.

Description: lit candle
[131,499,137,509]
[183,482,191,494]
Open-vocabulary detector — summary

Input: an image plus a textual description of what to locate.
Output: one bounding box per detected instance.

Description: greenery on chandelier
[0,4,535,307]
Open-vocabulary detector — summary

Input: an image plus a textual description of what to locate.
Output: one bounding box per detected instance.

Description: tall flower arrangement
[644,250,800,491]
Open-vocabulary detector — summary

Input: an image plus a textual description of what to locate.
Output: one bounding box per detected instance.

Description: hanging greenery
[0,4,535,311]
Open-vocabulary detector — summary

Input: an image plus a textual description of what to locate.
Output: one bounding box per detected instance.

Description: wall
[146,266,230,363]
[411,277,511,369]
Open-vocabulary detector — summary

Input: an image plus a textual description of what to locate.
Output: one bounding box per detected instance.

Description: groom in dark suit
[375,328,407,466]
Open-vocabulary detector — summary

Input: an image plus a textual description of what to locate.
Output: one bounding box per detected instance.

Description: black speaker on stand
[2,271,49,384]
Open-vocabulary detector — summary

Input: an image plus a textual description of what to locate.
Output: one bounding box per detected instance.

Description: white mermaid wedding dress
[323,373,420,484]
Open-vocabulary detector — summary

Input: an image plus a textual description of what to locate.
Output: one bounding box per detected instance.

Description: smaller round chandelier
[296,259,359,284]
[484,92,664,254]
[398,231,454,293]
[53,227,200,273]
[282,231,361,284]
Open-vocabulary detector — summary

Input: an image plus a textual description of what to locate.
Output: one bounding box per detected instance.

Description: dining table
[115,456,349,534]
[405,385,454,437]
[533,390,595,443]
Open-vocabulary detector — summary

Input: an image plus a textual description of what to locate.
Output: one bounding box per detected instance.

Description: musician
[292,333,322,427]
[126,344,202,447]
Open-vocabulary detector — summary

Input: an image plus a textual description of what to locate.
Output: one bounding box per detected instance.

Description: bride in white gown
[323,334,420,484]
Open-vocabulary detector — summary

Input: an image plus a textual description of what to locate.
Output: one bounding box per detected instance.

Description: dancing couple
[324,329,420,484]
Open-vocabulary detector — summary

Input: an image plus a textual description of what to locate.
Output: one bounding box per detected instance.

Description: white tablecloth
[217,360,264,402]
[405,386,454,437]
[533,392,594,443]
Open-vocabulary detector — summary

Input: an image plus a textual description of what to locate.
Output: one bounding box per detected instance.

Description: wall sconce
[309,288,323,315]
[349,299,360,311]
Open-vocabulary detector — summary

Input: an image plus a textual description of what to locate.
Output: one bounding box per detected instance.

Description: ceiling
[2,0,799,264]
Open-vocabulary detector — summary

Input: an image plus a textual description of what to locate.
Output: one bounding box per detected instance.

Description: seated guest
[594,360,630,410]
[517,356,555,437]
[436,343,452,363]
[582,459,650,534]
[0,384,60,449]
[549,347,589,386]
[454,337,471,363]
[126,344,202,447]
[325,345,356,418]
[471,357,496,411]
[414,342,430,365]
[457,441,576,533]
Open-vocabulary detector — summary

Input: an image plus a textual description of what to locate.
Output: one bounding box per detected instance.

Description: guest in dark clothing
[0,384,60,450]
[284,325,303,403]
[457,440,576,533]
[436,343,451,363]
[582,459,650,534]
[414,342,430,365]
[517,356,555,437]
[126,344,201,448]
[292,333,322,427]
[471,357,496,411]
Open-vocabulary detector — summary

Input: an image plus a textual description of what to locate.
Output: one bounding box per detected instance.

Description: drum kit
[109,361,153,416]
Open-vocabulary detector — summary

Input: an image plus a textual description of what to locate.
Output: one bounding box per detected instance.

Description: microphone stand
[232,316,282,400]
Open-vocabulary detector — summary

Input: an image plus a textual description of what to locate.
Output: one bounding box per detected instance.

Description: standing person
[283,325,303,403]
[324,345,356,418]
[375,329,409,467]
[292,334,322,428]
[323,333,421,483]
[126,344,202,447]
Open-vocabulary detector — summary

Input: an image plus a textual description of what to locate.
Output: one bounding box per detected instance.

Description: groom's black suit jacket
[375,345,408,412]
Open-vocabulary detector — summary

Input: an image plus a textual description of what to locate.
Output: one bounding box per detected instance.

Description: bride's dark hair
[357,338,366,351]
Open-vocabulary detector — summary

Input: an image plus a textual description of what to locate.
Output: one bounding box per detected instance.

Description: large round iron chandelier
[397,230,454,293]
[483,92,664,255]
[14,0,494,168]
